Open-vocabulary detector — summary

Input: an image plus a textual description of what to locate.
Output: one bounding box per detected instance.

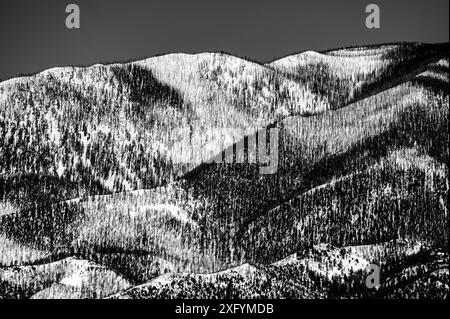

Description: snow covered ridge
[268,49,389,74]
[324,44,399,57]
[0,42,448,299]
[0,49,335,193]
[108,240,444,299]
[267,44,397,74]
[134,51,330,116]
[0,257,132,299]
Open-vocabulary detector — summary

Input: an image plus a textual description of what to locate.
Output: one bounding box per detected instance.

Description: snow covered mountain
[0,42,448,299]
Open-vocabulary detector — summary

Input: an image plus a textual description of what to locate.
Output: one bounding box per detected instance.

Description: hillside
[0,52,327,214]
[0,42,448,299]
[1,43,446,213]
[0,257,131,299]
[110,241,447,299]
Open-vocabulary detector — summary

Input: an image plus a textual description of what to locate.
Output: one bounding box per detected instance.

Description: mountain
[0,257,131,299]
[0,42,448,299]
[110,241,448,299]
[0,53,327,214]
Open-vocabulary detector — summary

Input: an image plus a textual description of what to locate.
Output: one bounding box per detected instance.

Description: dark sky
[0,0,448,81]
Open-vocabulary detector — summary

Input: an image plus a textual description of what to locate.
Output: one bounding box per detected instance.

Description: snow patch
[139,204,197,227]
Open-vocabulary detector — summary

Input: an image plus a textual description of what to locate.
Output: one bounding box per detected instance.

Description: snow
[147,273,174,287]
[270,49,389,80]
[325,45,398,57]
[96,123,111,135]
[416,70,448,82]
[272,253,298,266]
[298,244,371,281]
[44,113,61,145]
[103,173,116,191]
[60,271,87,288]
[137,51,329,117]
[139,204,196,226]
[388,147,448,181]
[0,201,16,216]
[200,263,260,282]
[56,258,94,288]
[435,58,449,68]
[56,161,65,177]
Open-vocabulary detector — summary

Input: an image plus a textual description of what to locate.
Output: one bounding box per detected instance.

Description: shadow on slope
[177,81,448,269]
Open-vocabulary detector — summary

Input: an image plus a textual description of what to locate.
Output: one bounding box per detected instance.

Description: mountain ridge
[0,42,448,299]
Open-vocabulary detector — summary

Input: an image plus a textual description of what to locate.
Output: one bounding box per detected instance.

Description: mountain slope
[0,42,448,299]
[0,257,131,299]
[110,241,448,299]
